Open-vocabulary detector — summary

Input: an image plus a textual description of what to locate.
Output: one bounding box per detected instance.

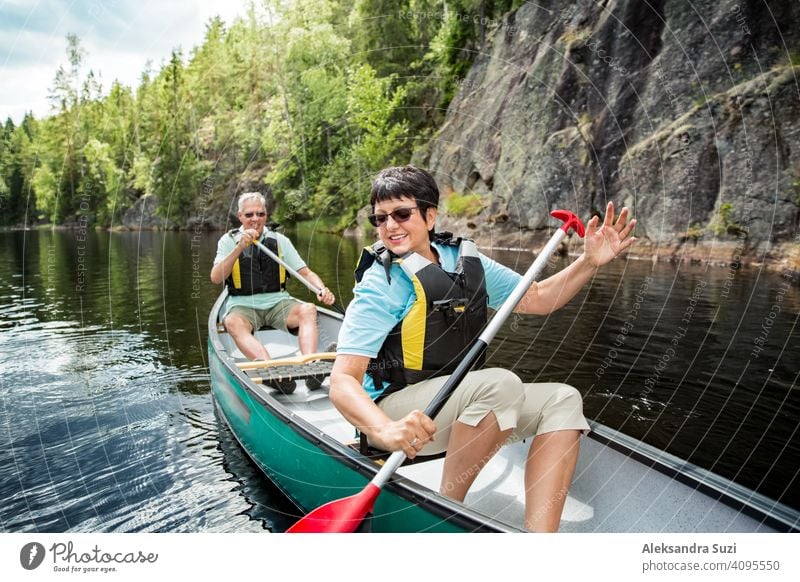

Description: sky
[0,0,251,124]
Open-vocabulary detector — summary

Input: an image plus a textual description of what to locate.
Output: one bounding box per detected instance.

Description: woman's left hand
[584,201,637,268]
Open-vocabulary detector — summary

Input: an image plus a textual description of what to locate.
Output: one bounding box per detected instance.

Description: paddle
[250,238,346,315]
[286,209,586,533]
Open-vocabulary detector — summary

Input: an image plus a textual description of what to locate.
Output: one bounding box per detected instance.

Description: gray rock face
[187,169,274,232]
[121,194,174,230]
[120,170,273,232]
[423,0,799,267]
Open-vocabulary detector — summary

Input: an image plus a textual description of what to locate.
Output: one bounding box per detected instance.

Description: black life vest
[225,229,287,296]
[354,233,488,399]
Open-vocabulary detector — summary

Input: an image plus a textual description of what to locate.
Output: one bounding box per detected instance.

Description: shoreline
[4,222,798,277]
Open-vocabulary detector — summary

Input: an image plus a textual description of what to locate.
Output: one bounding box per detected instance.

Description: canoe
[208,290,799,533]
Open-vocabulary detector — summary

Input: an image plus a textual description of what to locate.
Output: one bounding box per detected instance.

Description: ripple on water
[3,231,797,531]
[0,311,264,532]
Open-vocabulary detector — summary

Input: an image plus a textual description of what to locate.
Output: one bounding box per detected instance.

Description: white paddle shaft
[251,239,325,297]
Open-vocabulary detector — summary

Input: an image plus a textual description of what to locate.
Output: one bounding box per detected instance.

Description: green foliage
[443,191,484,217]
[1,1,524,229]
[0,116,37,225]
[311,63,408,227]
[710,202,745,236]
[31,165,58,222]
[792,168,800,206]
[682,223,705,242]
[349,0,426,78]
[83,138,123,223]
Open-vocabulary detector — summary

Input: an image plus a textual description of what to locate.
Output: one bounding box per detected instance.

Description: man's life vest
[225,229,287,296]
[354,232,488,399]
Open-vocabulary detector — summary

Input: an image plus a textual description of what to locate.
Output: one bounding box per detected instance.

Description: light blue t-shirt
[214,227,306,314]
[337,241,522,398]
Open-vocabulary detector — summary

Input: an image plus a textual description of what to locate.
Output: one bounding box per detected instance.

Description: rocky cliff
[421,0,800,270]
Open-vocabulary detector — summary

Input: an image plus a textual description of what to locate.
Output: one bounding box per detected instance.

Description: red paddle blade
[287,483,381,533]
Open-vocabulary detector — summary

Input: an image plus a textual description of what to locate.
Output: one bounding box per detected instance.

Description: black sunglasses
[243,211,267,218]
[368,206,419,227]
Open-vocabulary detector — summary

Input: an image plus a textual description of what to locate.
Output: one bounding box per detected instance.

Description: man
[210,192,336,362]
[329,166,636,531]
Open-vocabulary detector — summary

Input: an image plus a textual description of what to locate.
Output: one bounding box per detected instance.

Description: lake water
[1,227,797,532]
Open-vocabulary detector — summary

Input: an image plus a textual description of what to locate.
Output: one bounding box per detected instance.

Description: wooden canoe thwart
[235,352,337,370]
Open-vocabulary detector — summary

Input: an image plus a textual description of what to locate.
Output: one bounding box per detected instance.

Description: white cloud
[0,0,251,123]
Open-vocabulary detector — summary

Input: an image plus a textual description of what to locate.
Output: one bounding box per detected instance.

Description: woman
[330,166,636,531]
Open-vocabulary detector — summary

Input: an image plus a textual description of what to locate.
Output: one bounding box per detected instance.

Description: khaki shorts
[374,367,590,456]
[225,298,302,333]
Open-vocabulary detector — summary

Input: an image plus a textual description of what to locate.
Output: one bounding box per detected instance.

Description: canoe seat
[348,434,448,467]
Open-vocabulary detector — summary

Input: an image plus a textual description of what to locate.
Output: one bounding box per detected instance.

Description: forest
[0,0,523,230]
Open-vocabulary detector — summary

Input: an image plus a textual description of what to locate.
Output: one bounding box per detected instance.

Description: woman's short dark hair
[369,166,440,214]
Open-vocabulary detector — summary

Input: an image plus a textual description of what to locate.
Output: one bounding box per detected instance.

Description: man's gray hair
[237,192,267,213]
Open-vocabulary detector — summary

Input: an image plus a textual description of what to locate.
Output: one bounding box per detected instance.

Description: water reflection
[0,227,797,534]
[486,252,798,506]
[0,228,302,532]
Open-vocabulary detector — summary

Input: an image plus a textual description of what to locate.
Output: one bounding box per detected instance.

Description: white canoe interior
[219,324,796,533]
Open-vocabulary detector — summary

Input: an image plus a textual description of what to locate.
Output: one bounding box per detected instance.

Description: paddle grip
[550,209,585,237]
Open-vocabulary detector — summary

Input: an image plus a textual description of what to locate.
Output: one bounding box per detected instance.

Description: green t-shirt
[214,227,307,314]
